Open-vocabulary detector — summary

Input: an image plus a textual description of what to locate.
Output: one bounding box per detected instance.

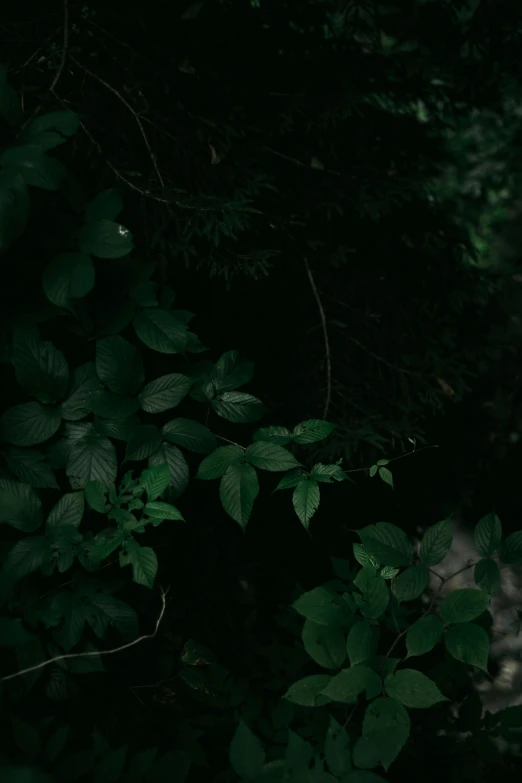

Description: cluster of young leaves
[257,512,522,778]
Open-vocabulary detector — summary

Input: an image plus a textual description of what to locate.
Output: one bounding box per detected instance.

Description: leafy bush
[1,66,521,783]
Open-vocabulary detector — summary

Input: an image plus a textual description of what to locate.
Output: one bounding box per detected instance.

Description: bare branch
[70,54,165,189]
[2,586,169,683]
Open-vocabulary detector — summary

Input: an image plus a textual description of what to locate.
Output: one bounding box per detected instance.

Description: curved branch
[1,586,169,683]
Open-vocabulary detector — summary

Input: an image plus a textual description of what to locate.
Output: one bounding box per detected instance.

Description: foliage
[1,6,522,783]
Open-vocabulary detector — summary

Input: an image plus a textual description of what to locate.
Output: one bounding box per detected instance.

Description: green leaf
[322,665,381,703]
[19,110,79,149]
[285,731,313,778]
[384,669,448,708]
[5,447,58,489]
[310,463,347,483]
[352,544,379,569]
[0,478,43,531]
[12,327,69,403]
[87,391,140,419]
[140,463,170,501]
[211,391,265,423]
[4,535,50,580]
[120,538,158,588]
[253,425,292,445]
[219,463,259,529]
[284,674,332,706]
[93,745,128,783]
[133,307,188,353]
[84,480,109,513]
[354,697,410,772]
[162,417,216,453]
[292,586,352,627]
[61,362,103,421]
[325,716,351,778]
[47,492,85,529]
[144,501,184,521]
[444,623,489,672]
[392,565,429,603]
[94,416,138,441]
[380,566,400,580]
[302,619,346,669]
[0,617,36,646]
[439,588,490,624]
[96,336,145,395]
[88,592,138,638]
[42,252,95,310]
[292,419,335,444]
[85,189,123,222]
[78,218,133,258]
[292,478,320,529]
[356,523,413,567]
[245,441,301,471]
[0,401,61,446]
[211,350,254,393]
[0,145,66,190]
[499,531,522,565]
[405,614,444,658]
[229,720,265,781]
[66,433,117,489]
[419,519,453,566]
[274,469,306,491]
[125,425,162,462]
[148,443,189,498]
[353,567,389,620]
[378,466,393,489]
[473,513,502,557]
[196,445,244,479]
[139,373,191,413]
[474,558,501,595]
[44,726,70,764]
[346,620,379,666]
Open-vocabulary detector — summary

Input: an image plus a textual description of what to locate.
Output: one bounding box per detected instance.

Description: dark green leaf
[42,252,95,310]
[322,665,381,703]
[444,622,489,672]
[12,327,69,403]
[229,720,265,781]
[139,373,191,413]
[148,442,189,498]
[20,110,79,149]
[162,417,216,453]
[0,478,43,531]
[473,513,502,557]
[346,619,379,666]
[66,434,117,489]
[133,307,188,353]
[392,565,429,603]
[356,523,413,567]
[302,619,346,669]
[196,445,244,479]
[439,588,490,624]
[474,558,501,595]
[0,145,66,190]
[419,519,452,566]
[384,669,448,708]
[292,478,320,530]
[96,336,145,395]
[284,674,332,706]
[0,401,61,446]
[79,218,133,258]
[5,447,58,489]
[405,614,444,658]
[211,391,265,423]
[125,425,162,462]
[219,462,259,529]
[245,441,301,471]
[292,419,335,444]
[85,189,123,222]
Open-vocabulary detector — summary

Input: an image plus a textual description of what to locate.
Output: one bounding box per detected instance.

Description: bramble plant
[1,69,522,783]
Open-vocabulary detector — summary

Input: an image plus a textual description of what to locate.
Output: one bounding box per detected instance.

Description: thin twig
[20,1,69,131]
[70,54,165,188]
[343,444,439,475]
[215,434,245,449]
[2,587,169,683]
[304,257,332,420]
[348,335,420,377]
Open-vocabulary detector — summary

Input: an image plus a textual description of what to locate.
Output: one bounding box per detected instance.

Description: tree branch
[2,586,169,683]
